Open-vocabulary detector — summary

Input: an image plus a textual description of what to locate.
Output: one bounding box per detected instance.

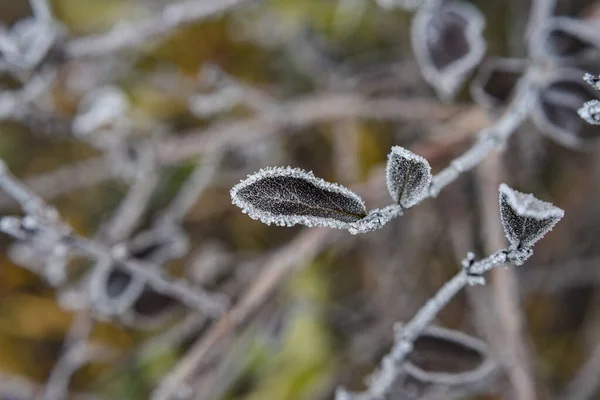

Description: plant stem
[337,250,513,400]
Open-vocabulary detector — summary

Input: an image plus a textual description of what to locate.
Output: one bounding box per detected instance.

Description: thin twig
[65,0,259,58]
[0,160,228,317]
[336,249,518,400]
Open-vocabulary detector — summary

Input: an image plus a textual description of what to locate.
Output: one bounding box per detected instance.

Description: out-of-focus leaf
[498,184,564,249]
[404,325,496,385]
[385,146,432,208]
[470,57,526,108]
[89,264,145,316]
[530,17,600,64]
[532,68,600,149]
[411,1,486,101]
[230,167,367,230]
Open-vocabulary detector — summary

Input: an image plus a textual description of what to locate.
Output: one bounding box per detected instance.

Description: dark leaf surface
[231,167,367,230]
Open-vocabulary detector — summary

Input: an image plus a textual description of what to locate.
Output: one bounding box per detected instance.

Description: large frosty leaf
[411,1,486,101]
[231,167,367,230]
[530,17,600,64]
[532,68,600,150]
[499,184,564,249]
[404,325,496,385]
[470,57,526,109]
[386,146,432,209]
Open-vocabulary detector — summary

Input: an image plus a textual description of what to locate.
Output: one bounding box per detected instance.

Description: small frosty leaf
[412,1,486,101]
[583,73,600,91]
[530,17,600,63]
[386,146,432,208]
[578,100,600,125]
[231,166,367,230]
[470,57,526,109]
[532,68,600,149]
[404,325,496,385]
[499,184,564,249]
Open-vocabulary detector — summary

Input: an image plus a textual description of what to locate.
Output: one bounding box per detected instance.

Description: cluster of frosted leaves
[578,74,600,125]
[498,184,564,249]
[532,68,600,150]
[231,167,367,231]
[386,146,432,209]
[411,1,486,101]
[470,57,526,109]
[402,325,496,385]
[530,17,600,63]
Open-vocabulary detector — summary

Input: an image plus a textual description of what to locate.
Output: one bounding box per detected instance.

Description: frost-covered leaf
[386,146,432,208]
[530,17,600,64]
[583,73,600,91]
[470,57,526,108]
[403,325,496,385]
[499,184,564,249]
[231,167,367,230]
[411,1,486,101]
[532,68,600,149]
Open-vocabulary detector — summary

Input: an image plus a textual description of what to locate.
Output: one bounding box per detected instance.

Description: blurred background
[0,0,599,399]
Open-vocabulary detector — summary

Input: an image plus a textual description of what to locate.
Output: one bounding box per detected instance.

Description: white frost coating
[583,73,600,92]
[231,166,367,231]
[386,146,432,209]
[348,205,403,235]
[578,99,600,125]
[499,183,564,249]
[411,1,486,101]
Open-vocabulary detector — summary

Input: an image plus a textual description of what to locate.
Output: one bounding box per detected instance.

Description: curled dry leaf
[530,17,600,64]
[386,146,432,209]
[499,184,564,250]
[470,57,526,109]
[411,1,486,101]
[532,68,600,149]
[404,325,496,385]
[231,167,367,230]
